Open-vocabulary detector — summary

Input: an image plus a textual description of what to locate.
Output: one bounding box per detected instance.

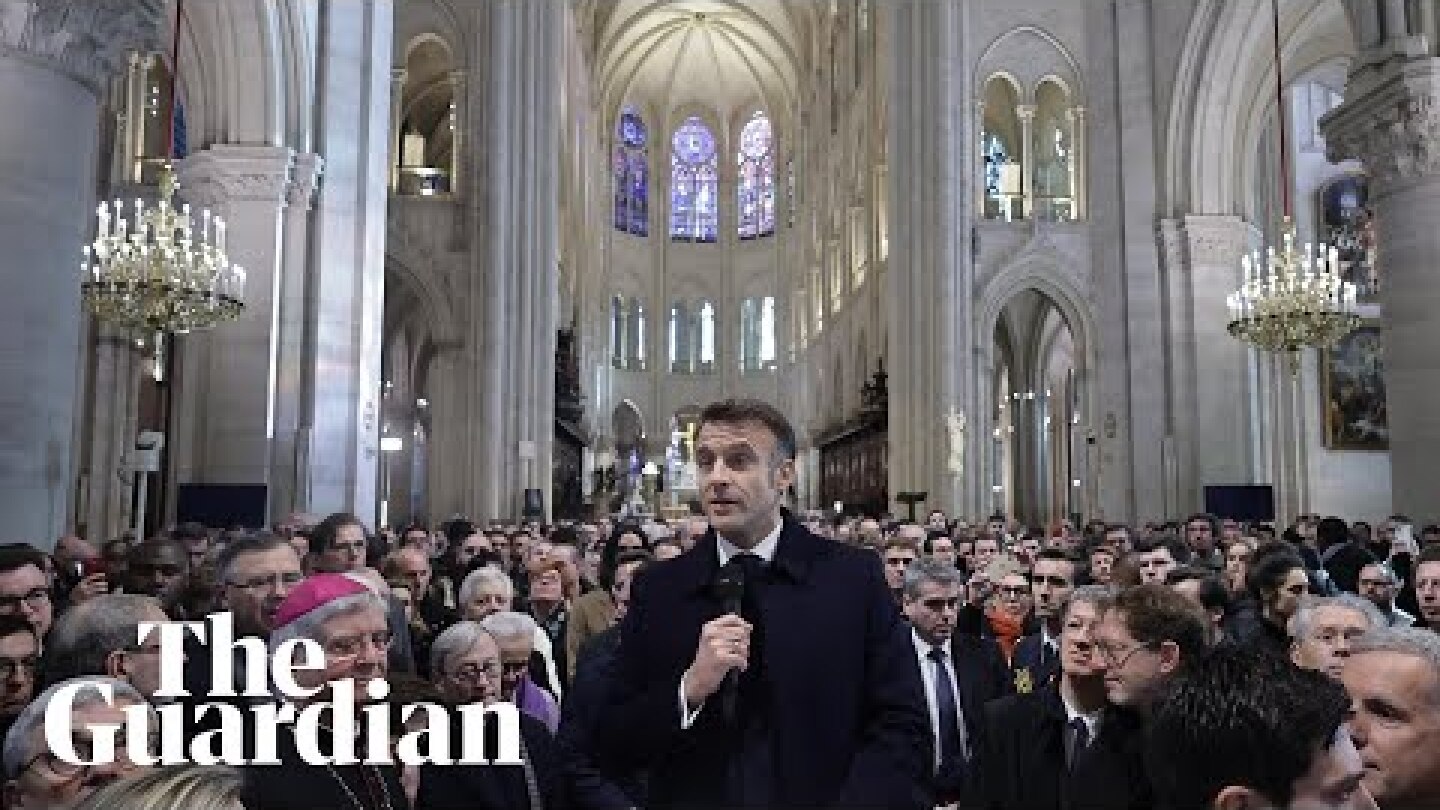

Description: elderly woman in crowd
[2,677,155,810]
[243,573,407,809]
[479,611,559,733]
[73,764,244,810]
[458,569,563,701]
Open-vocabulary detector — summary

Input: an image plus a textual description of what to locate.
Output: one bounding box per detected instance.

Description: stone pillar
[1017,104,1036,220]
[1071,106,1087,220]
[884,0,972,517]
[0,3,161,546]
[303,0,393,520]
[173,146,294,509]
[270,153,323,520]
[474,0,562,521]
[1323,58,1440,518]
[389,68,407,192]
[1166,215,1257,508]
[448,70,466,197]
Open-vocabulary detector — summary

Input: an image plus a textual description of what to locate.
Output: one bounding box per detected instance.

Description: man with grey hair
[3,677,154,809]
[901,557,1009,805]
[1359,562,1417,627]
[40,594,170,703]
[1289,594,1385,681]
[480,611,559,732]
[1343,627,1440,810]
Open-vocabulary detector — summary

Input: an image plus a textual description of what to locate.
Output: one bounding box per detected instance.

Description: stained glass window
[737,111,776,239]
[613,109,648,236]
[670,117,718,242]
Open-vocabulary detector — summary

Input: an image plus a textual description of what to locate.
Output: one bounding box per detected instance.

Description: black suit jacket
[417,712,564,809]
[558,624,646,809]
[1010,632,1061,695]
[917,631,1012,801]
[973,683,1150,810]
[596,513,932,808]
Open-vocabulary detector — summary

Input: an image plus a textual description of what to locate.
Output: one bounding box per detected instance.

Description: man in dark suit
[975,585,1151,810]
[596,398,931,808]
[1010,549,1079,695]
[900,557,1011,805]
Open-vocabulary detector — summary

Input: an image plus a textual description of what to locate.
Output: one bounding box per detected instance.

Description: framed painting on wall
[1318,172,1378,302]
[1321,323,1387,451]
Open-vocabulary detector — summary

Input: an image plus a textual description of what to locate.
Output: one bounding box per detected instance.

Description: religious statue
[944,409,965,476]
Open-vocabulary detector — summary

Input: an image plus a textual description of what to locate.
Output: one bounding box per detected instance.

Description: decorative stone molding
[176,145,296,209]
[1179,214,1249,267]
[1323,60,1440,193]
[0,0,164,92]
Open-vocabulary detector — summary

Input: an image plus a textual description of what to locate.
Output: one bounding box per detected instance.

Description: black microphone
[712,559,747,724]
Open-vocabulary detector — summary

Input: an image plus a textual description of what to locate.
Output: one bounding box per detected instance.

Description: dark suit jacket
[558,624,646,809]
[920,632,1012,801]
[596,514,932,808]
[973,684,1150,810]
[1010,632,1061,695]
[417,712,564,810]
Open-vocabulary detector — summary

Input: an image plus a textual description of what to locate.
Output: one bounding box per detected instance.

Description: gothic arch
[384,239,461,351]
[975,26,1084,102]
[976,252,1096,379]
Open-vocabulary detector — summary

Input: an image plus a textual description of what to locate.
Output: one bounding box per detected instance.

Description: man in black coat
[595,398,931,808]
[974,585,1151,810]
[900,557,1011,805]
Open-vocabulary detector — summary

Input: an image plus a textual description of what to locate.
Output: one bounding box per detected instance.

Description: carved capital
[176,145,296,210]
[0,0,165,93]
[1323,59,1440,193]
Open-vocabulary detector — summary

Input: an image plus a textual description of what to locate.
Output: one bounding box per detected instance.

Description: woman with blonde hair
[74,765,244,810]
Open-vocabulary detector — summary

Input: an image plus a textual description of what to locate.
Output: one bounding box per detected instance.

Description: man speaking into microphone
[596,398,931,807]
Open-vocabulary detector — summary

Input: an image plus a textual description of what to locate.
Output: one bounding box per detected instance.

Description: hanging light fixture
[1225,0,1359,373]
[81,0,244,381]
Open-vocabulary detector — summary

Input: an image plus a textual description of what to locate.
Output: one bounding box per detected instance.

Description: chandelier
[1225,0,1358,371]
[79,0,243,380]
[1226,216,1359,369]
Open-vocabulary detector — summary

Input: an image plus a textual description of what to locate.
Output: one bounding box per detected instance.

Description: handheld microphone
[712,559,747,724]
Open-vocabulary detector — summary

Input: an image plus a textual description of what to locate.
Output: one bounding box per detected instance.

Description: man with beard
[598,398,930,807]
[976,585,1150,810]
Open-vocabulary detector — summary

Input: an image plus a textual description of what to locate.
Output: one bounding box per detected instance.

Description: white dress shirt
[678,519,783,727]
[911,629,969,770]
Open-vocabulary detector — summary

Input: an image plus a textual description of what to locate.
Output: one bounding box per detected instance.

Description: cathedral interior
[2,0,1429,543]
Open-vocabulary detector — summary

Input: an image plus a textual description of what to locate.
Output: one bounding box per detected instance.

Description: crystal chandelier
[1225,0,1358,371]
[1227,217,1359,369]
[79,0,243,380]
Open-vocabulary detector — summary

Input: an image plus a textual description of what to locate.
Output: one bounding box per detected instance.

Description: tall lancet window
[737,111,776,239]
[613,108,648,235]
[740,296,778,371]
[697,300,716,371]
[670,117,719,242]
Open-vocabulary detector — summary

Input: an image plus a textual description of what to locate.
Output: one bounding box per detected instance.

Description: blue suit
[596,513,932,808]
[1010,632,1061,695]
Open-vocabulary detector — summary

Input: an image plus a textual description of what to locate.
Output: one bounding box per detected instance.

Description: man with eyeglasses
[1092,584,1209,715]
[1290,594,1384,681]
[1011,550,1078,696]
[901,557,1010,807]
[41,594,170,703]
[0,547,52,641]
[976,585,1151,810]
[1359,562,1417,627]
[0,616,38,741]
[1,677,155,809]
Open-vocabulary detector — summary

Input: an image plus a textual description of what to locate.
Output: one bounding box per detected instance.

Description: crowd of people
[3,398,1440,809]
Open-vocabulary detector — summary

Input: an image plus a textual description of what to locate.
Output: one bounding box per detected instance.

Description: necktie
[1067,716,1090,770]
[928,646,964,768]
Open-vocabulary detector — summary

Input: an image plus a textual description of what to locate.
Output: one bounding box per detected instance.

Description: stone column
[884,0,971,517]
[1017,104,1036,220]
[389,68,407,192]
[302,0,393,520]
[447,69,466,197]
[0,3,161,546]
[1171,215,1256,507]
[173,146,294,511]
[1071,106,1087,220]
[1324,59,1440,518]
[474,0,562,521]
